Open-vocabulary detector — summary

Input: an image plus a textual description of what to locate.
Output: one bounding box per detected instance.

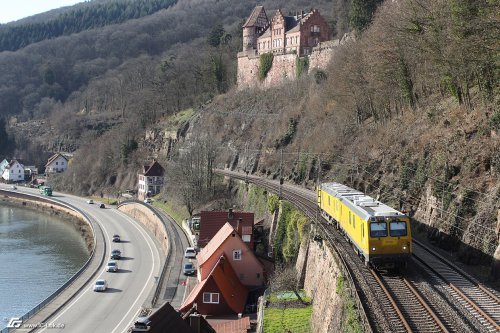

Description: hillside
[1,0,499,278]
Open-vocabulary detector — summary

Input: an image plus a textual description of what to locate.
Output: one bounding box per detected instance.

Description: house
[197,222,265,287]
[2,160,25,182]
[180,254,249,316]
[243,6,331,57]
[198,209,254,249]
[138,160,165,200]
[45,153,69,173]
[0,159,9,175]
[134,302,215,333]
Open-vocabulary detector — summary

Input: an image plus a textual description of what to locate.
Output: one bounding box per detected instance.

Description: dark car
[183,262,195,275]
[112,234,120,242]
[110,249,121,260]
[99,203,105,208]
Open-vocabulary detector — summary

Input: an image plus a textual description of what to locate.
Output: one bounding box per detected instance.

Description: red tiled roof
[209,316,251,333]
[197,223,235,266]
[180,255,248,314]
[198,210,254,248]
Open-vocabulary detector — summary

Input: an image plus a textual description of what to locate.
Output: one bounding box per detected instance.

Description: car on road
[112,234,121,242]
[183,262,195,275]
[184,247,196,259]
[11,185,17,190]
[99,203,105,208]
[93,279,108,292]
[110,249,122,260]
[106,261,118,272]
[143,198,152,204]
[87,199,94,204]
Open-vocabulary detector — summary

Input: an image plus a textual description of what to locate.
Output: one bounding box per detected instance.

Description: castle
[237,6,338,88]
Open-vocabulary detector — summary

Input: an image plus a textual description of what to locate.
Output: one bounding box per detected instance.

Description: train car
[317,182,411,269]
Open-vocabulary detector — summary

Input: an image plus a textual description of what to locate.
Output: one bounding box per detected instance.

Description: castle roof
[243,6,266,28]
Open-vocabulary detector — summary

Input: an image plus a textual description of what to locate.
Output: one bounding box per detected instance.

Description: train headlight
[371,247,376,252]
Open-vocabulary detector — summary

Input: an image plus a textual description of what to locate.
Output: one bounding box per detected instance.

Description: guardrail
[0,191,99,333]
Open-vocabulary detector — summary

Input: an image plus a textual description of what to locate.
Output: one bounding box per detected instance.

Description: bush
[259,53,274,81]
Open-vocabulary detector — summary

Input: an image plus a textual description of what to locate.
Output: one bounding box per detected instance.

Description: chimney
[228,208,234,220]
[189,313,201,333]
[237,218,243,236]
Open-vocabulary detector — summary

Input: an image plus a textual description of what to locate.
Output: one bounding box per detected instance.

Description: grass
[263,306,312,333]
[152,199,189,226]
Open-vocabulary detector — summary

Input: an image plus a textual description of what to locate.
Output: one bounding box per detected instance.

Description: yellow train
[317,183,411,269]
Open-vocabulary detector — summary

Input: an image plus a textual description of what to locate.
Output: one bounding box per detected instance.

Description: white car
[93,279,108,292]
[106,261,118,272]
[184,247,197,259]
[87,199,94,204]
[143,198,152,204]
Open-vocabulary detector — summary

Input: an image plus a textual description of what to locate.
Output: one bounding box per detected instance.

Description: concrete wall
[296,238,343,333]
[118,203,168,255]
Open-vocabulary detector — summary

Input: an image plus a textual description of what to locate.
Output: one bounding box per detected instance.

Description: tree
[349,0,383,32]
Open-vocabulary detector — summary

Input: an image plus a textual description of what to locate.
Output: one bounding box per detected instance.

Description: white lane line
[38,209,112,332]
[110,211,160,333]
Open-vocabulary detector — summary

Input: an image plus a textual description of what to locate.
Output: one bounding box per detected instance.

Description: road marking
[110,211,159,333]
[38,210,112,332]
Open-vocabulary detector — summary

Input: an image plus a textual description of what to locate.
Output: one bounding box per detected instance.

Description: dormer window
[233,250,242,260]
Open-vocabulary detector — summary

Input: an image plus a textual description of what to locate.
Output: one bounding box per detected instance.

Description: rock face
[297,238,342,333]
[493,209,500,279]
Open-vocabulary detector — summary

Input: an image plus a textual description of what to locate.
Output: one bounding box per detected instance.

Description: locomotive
[317,182,412,269]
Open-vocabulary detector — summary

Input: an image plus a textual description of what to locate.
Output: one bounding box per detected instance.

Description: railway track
[216,170,499,332]
[413,241,500,332]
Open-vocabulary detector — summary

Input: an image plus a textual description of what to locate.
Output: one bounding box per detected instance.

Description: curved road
[1,186,161,333]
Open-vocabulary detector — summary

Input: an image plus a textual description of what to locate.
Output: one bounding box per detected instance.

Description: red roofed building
[138,160,165,200]
[180,255,249,316]
[198,209,254,248]
[197,223,265,287]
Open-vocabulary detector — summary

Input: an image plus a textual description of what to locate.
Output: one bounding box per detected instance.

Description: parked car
[110,249,122,260]
[184,247,196,259]
[112,234,120,242]
[87,199,94,204]
[131,317,151,332]
[93,279,108,292]
[106,261,118,272]
[143,198,152,204]
[183,262,195,275]
[99,203,105,208]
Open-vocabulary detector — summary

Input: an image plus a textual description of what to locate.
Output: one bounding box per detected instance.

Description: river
[0,204,89,330]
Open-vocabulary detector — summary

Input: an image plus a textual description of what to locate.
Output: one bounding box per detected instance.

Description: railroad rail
[413,241,500,332]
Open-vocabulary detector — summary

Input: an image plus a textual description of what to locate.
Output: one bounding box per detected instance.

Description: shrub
[259,53,274,81]
[296,57,309,78]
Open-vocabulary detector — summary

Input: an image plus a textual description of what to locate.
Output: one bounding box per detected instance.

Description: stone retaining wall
[118,203,169,255]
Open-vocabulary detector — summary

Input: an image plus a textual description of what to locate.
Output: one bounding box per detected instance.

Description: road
[1,185,161,333]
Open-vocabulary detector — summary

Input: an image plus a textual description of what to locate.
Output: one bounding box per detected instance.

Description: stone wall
[296,237,343,333]
[118,203,169,255]
[237,47,335,89]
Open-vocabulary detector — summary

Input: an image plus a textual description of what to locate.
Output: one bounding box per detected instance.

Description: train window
[328,196,330,206]
[353,216,355,229]
[370,222,387,237]
[390,221,407,237]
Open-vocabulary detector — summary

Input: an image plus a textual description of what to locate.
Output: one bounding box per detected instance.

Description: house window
[203,292,220,304]
[56,162,58,165]
[61,162,64,165]
[257,273,261,279]
[233,250,242,260]
[242,235,251,243]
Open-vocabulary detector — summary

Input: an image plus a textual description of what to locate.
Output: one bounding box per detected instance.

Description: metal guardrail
[0,192,98,333]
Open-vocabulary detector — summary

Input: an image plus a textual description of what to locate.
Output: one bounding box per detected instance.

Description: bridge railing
[0,192,98,333]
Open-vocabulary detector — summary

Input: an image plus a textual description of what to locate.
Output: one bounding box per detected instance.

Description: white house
[45,153,69,173]
[2,160,25,182]
[138,160,165,200]
[0,159,9,175]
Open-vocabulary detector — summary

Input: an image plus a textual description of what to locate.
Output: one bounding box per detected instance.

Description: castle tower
[242,6,269,53]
